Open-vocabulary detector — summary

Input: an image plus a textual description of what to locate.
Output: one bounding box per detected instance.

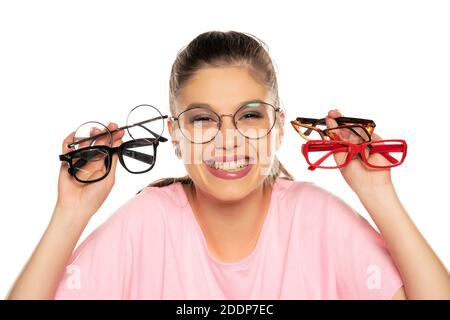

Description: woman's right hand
[54,122,125,223]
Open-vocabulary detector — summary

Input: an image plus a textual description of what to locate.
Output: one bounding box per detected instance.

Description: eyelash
[238,112,262,120]
[190,115,215,123]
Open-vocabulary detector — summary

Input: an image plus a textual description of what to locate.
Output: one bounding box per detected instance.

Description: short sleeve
[53,203,133,300]
[327,193,404,299]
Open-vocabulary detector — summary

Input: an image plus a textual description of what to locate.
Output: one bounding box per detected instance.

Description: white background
[1,0,449,298]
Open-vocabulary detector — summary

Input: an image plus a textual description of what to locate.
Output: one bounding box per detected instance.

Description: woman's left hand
[325,109,394,195]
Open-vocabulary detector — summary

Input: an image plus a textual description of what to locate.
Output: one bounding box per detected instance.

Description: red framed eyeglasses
[302,139,408,171]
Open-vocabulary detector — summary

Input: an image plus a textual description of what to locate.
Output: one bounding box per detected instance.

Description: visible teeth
[208,159,249,171]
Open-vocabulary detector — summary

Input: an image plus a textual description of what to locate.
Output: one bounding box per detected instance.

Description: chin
[206,182,254,203]
[202,168,265,202]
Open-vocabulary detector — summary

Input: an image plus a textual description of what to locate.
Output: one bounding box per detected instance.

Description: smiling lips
[203,155,254,179]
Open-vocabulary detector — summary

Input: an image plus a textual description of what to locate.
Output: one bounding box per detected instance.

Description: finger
[325,116,339,129]
[91,125,114,146]
[107,122,117,132]
[107,122,125,141]
[62,131,76,154]
[89,127,103,147]
[327,109,343,119]
[112,135,123,148]
[371,133,383,142]
[326,108,343,129]
[94,122,124,146]
[73,127,101,149]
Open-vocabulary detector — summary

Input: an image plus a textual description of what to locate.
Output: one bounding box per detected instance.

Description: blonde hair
[137,31,294,193]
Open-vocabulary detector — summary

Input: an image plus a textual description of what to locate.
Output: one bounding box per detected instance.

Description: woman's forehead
[180,99,269,113]
[175,66,269,114]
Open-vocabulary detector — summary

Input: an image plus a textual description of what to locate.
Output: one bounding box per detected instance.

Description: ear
[167,118,179,146]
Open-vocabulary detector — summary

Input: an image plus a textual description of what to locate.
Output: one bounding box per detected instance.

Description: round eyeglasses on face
[171,101,282,144]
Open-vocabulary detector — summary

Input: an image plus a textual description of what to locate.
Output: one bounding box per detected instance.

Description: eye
[190,115,216,123]
[238,111,263,121]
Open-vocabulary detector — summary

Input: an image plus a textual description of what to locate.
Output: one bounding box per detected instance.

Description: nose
[216,114,241,150]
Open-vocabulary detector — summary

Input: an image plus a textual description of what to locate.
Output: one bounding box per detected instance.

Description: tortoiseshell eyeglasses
[291,116,376,144]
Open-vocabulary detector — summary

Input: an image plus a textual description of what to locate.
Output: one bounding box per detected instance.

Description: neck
[184,181,273,263]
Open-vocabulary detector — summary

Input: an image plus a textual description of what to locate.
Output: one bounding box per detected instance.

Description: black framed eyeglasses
[170,100,282,144]
[59,138,160,183]
[59,104,169,183]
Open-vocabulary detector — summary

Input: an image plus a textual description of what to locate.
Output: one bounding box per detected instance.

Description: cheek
[249,135,276,176]
[180,143,210,182]
[184,163,205,184]
[179,141,203,165]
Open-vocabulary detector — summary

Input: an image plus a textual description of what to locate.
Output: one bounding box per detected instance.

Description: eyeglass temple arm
[325,126,371,143]
[122,150,155,165]
[67,130,112,148]
[297,117,375,126]
[67,115,169,148]
[59,153,80,176]
[120,138,159,165]
[70,149,110,175]
[369,144,403,164]
[303,125,369,144]
[59,153,81,176]
[298,117,375,137]
[129,116,169,142]
[133,124,168,142]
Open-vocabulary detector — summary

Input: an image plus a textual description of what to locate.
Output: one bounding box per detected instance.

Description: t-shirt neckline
[175,178,281,269]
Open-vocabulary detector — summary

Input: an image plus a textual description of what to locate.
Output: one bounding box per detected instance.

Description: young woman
[7,31,449,299]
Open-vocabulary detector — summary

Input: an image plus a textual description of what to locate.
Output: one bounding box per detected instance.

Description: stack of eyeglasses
[290,116,407,171]
[59,104,168,183]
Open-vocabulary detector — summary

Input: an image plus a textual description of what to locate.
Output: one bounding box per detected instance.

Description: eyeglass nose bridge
[205,114,239,146]
[217,113,235,128]
[215,113,244,140]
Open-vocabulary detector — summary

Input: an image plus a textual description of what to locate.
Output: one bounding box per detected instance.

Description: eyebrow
[182,98,268,112]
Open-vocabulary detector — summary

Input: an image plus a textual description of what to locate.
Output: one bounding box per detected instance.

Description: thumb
[371,133,383,142]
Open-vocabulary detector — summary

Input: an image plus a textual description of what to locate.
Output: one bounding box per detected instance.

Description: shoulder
[133,182,187,211]
[274,177,338,207]
[98,182,186,233]
[274,178,358,226]
[63,183,185,270]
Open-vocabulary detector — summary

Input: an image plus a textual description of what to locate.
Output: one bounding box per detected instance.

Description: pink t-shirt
[54,177,403,299]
